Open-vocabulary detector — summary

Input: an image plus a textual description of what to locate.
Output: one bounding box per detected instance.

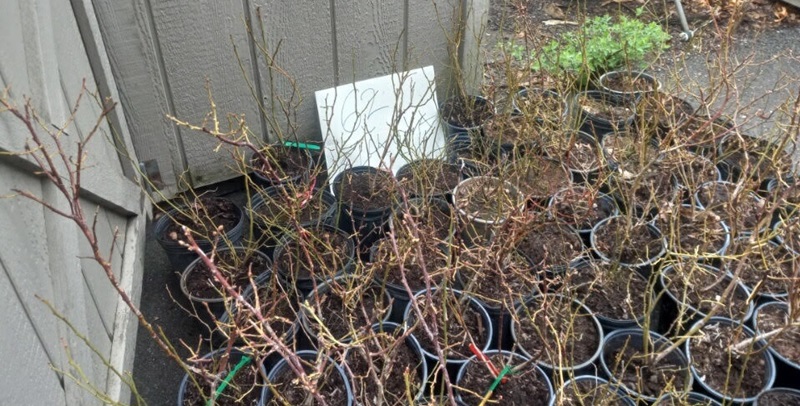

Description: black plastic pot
[263,350,353,405]
[752,302,800,390]
[512,87,568,125]
[635,92,695,138]
[598,70,662,101]
[547,186,619,245]
[685,317,776,404]
[154,197,246,272]
[549,375,635,406]
[482,114,540,161]
[653,392,722,405]
[716,132,791,185]
[694,180,768,237]
[389,196,455,244]
[766,176,800,221]
[542,131,605,184]
[177,348,267,406]
[661,204,732,260]
[512,294,604,377]
[574,90,635,141]
[272,223,356,294]
[332,166,395,255]
[439,95,494,139]
[452,176,525,246]
[396,158,471,201]
[754,388,800,405]
[455,350,554,406]
[600,328,693,403]
[727,237,794,302]
[590,215,667,271]
[249,144,313,188]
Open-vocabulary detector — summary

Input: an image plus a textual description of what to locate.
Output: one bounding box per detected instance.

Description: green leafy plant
[534,10,670,78]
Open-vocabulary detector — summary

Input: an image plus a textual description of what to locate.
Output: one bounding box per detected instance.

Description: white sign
[315,66,446,187]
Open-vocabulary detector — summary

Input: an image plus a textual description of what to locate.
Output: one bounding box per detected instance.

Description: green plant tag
[207,355,252,406]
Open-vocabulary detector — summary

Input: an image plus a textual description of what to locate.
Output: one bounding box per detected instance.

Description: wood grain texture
[250,0,336,143]
[150,0,259,186]
[406,0,461,100]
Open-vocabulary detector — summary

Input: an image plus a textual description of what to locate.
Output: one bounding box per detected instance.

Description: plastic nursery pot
[343,321,429,404]
[635,92,695,138]
[272,222,356,293]
[542,130,605,184]
[547,186,619,239]
[574,90,635,141]
[600,328,693,403]
[725,237,796,302]
[455,350,554,406]
[511,294,604,377]
[154,196,246,272]
[716,131,792,185]
[653,392,722,405]
[452,176,525,246]
[773,217,800,256]
[659,203,731,261]
[332,165,396,252]
[249,143,314,188]
[396,158,470,201]
[598,70,662,101]
[177,348,267,406]
[673,114,735,158]
[693,180,768,236]
[298,275,392,347]
[549,375,635,406]
[511,87,568,126]
[752,302,800,389]
[389,196,455,245]
[180,247,272,330]
[263,350,353,405]
[248,185,336,253]
[481,114,542,161]
[590,215,667,270]
[685,317,776,404]
[754,388,800,405]
[439,95,494,138]
[659,262,754,334]
[766,176,800,221]
[416,396,469,406]
[402,288,494,374]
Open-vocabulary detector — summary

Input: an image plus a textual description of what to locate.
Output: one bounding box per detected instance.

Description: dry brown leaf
[544,3,566,19]
[774,4,789,21]
[543,19,579,26]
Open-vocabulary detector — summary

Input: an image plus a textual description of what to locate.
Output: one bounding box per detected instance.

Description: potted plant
[482,114,544,160]
[369,234,451,304]
[547,185,619,241]
[396,158,470,201]
[264,350,354,405]
[495,155,572,208]
[752,302,800,390]
[455,350,554,405]
[716,131,793,185]
[272,223,356,293]
[724,237,796,302]
[652,392,721,405]
[656,204,731,260]
[511,87,568,128]
[249,144,313,188]
[590,215,666,270]
[389,196,455,245]
[452,176,524,246]
[514,216,586,275]
[540,130,606,184]
[552,376,635,406]
[599,70,661,100]
[332,165,397,253]
[574,90,636,139]
[694,180,769,236]
[635,92,695,138]
[177,348,267,405]
[755,388,800,405]
[439,95,494,138]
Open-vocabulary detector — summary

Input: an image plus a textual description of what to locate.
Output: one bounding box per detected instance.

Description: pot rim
[452,176,525,225]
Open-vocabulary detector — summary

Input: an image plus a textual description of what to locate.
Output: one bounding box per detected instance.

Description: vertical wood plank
[461,0,488,95]
[406,0,461,99]
[250,0,336,142]
[150,0,259,186]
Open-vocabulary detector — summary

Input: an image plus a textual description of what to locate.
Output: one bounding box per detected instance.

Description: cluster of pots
[155,70,800,405]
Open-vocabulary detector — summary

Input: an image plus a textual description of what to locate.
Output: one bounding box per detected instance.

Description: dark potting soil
[639,94,694,132]
[593,217,663,264]
[266,359,349,405]
[602,132,662,173]
[441,97,493,128]
[500,155,571,201]
[338,169,395,211]
[252,145,311,183]
[696,182,764,232]
[514,296,600,369]
[455,246,537,311]
[757,391,800,406]
[541,133,600,174]
[184,249,270,299]
[396,160,462,198]
[658,206,727,256]
[409,292,489,361]
[756,304,800,365]
[276,228,352,282]
[516,221,584,270]
[557,379,630,406]
[578,95,632,122]
[673,116,732,152]
[561,265,649,323]
[666,152,719,190]
[605,342,689,398]
[728,240,794,297]
[455,176,521,222]
[484,115,540,147]
[226,275,299,344]
[253,189,332,228]
[371,237,450,292]
[604,74,657,94]
[551,187,616,231]
[305,283,389,341]
[182,359,263,406]
[345,330,423,405]
[392,200,454,243]
[457,353,551,405]
[663,263,750,321]
[719,135,792,182]
[516,91,565,123]
[690,322,768,400]
[777,217,800,254]
[163,197,241,242]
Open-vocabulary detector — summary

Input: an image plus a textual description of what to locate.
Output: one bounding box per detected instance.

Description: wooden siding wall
[94,0,487,196]
[0,0,145,404]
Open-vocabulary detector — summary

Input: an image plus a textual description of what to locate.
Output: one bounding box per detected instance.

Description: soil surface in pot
[551,187,616,231]
[227,275,299,345]
[542,133,600,173]
[673,116,732,153]
[397,160,462,198]
[604,74,657,94]
[602,131,663,174]
[719,135,792,182]
[455,245,537,311]
[557,379,630,406]
[276,227,352,282]
[392,200,454,243]
[516,220,585,270]
[758,390,800,405]
[455,176,521,222]
[441,97,493,128]
[499,156,571,202]
[254,188,332,230]
[345,329,423,405]
[663,262,750,322]
[370,237,450,292]
[408,291,489,361]
[690,322,768,400]
[252,145,311,183]
[658,206,727,256]
[163,197,241,242]
[515,296,600,369]
[484,115,541,148]
[666,151,720,191]
[756,303,800,365]
[560,264,649,324]
[457,353,551,405]
[578,95,632,122]
[639,94,694,133]
[267,359,349,405]
[593,217,663,264]
[696,182,765,232]
[605,338,689,398]
[183,357,262,406]
[516,90,565,124]
[305,283,390,342]
[338,169,395,212]
[185,250,270,299]
[728,240,795,297]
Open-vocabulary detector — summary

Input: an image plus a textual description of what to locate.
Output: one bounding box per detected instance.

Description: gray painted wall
[0,0,145,404]
[93,0,488,197]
